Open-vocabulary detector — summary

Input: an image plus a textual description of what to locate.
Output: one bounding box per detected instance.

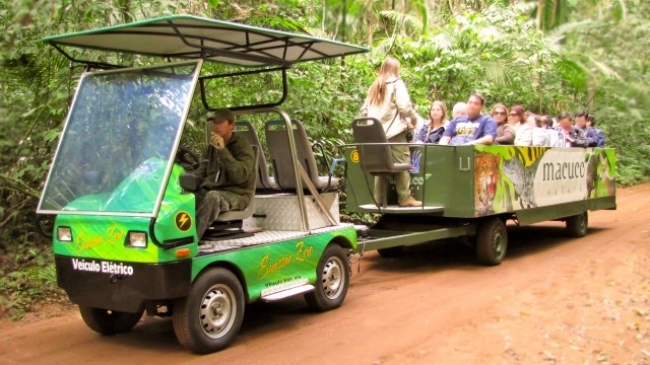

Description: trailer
[343,124,616,264]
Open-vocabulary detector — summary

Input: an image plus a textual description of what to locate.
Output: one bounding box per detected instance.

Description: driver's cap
[207,108,235,124]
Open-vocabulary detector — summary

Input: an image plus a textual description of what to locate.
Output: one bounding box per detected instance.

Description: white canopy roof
[43,15,368,67]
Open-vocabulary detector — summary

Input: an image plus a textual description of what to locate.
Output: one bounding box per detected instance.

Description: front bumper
[55,255,191,312]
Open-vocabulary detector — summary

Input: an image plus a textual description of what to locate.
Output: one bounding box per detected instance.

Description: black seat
[235,121,279,191]
[351,117,411,174]
[265,119,338,192]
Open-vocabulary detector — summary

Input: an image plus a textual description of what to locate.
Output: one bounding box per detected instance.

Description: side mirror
[179,173,198,192]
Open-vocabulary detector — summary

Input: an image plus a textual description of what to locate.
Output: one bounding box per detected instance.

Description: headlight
[57,227,72,242]
[126,231,147,248]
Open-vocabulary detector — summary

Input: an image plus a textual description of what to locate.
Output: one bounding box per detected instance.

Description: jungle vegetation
[1,0,648,319]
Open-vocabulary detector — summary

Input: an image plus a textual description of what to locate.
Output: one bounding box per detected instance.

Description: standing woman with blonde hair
[360,57,423,207]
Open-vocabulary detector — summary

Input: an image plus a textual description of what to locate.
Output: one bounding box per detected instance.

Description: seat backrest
[352,117,407,174]
[235,121,277,190]
[214,145,259,222]
[265,119,322,191]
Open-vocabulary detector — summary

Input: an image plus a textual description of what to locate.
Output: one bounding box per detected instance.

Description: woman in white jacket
[360,57,423,207]
[515,114,550,147]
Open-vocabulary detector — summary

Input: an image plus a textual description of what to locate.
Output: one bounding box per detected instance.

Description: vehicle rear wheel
[377,245,404,258]
[173,267,245,354]
[566,211,588,238]
[305,244,350,312]
[79,306,143,335]
[476,218,508,266]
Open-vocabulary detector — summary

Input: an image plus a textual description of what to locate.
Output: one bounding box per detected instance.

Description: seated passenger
[415,100,447,144]
[531,115,550,146]
[556,111,588,147]
[587,115,606,147]
[575,110,600,147]
[541,115,563,147]
[194,109,256,238]
[449,102,467,128]
[516,114,550,147]
[514,114,534,146]
[439,93,497,146]
[508,105,526,133]
[492,103,515,145]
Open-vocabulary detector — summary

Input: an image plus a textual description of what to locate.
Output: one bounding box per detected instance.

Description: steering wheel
[175,146,200,171]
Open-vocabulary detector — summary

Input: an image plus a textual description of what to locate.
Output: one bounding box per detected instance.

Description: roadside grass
[0,244,67,321]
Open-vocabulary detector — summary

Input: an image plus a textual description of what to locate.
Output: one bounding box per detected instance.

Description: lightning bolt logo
[179,214,189,227]
[175,211,192,232]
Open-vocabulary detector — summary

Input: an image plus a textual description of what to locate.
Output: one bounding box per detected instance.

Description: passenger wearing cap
[193,108,256,239]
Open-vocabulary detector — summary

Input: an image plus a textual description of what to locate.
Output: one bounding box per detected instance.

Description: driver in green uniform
[194,109,255,239]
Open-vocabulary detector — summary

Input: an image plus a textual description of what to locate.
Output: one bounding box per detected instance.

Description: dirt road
[2,184,649,364]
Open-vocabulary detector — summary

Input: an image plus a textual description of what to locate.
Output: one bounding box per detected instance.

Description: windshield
[38,62,200,216]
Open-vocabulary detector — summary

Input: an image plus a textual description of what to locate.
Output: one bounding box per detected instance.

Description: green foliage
[1,0,649,319]
[0,247,63,320]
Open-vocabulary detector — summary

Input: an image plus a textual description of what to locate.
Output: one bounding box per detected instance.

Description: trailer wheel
[566,211,588,238]
[476,219,508,266]
[79,306,143,335]
[377,245,404,258]
[305,244,350,312]
[173,267,245,354]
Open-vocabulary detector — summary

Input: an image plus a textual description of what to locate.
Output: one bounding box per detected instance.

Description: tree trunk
[537,0,544,31]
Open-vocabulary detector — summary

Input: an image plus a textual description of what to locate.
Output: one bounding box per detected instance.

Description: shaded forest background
[1,0,649,318]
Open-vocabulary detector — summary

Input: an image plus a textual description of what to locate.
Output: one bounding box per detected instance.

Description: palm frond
[379,10,423,34]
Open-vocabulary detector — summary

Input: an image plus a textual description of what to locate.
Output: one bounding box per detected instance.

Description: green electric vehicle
[37,15,367,354]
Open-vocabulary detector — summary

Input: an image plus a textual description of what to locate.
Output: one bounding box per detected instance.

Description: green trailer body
[345,144,616,253]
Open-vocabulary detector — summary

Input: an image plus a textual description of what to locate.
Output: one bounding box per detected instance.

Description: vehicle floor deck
[197,223,354,255]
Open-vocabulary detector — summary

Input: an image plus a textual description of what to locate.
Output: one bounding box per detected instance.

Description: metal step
[358,204,445,214]
[261,284,315,302]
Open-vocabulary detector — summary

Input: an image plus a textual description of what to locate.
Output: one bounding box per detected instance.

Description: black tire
[476,218,508,266]
[377,245,405,258]
[566,211,588,238]
[305,244,350,312]
[173,267,245,354]
[79,306,143,335]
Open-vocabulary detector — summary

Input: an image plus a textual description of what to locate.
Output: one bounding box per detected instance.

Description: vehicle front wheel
[173,267,245,354]
[475,218,508,266]
[79,306,143,335]
[566,211,588,238]
[305,244,350,312]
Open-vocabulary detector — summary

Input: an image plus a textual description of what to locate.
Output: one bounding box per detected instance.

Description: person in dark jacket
[194,108,255,239]
[575,110,600,147]
[587,115,606,147]
[556,111,588,148]
[492,103,515,145]
[415,100,447,144]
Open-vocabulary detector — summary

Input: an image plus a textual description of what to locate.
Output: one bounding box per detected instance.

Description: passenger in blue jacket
[587,115,606,147]
[439,93,497,146]
[415,100,447,144]
[575,110,601,147]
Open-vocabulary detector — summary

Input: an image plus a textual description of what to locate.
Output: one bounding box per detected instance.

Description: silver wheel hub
[199,284,236,339]
[493,231,504,254]
[322,257,344,299]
